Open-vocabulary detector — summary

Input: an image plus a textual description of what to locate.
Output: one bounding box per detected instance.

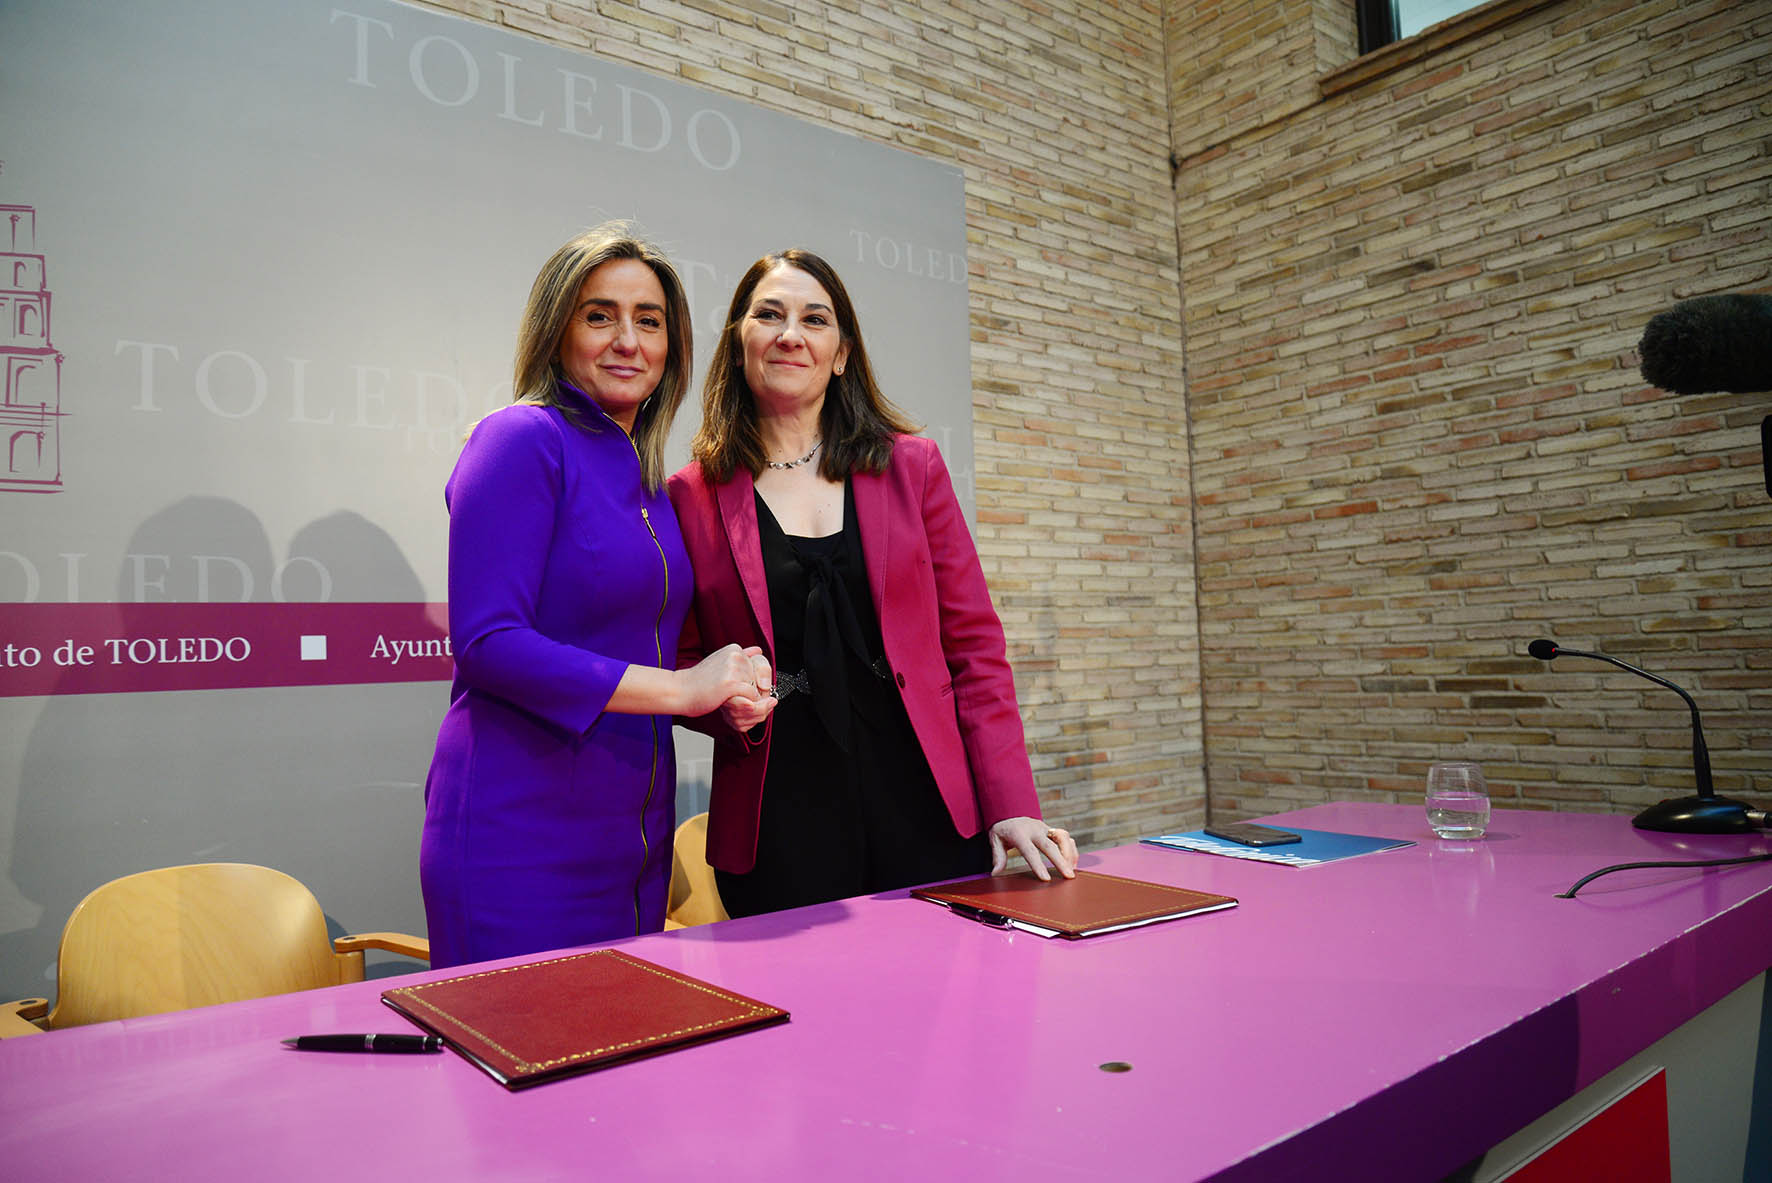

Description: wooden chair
[665,812,729,929]
[0,862,429,1037]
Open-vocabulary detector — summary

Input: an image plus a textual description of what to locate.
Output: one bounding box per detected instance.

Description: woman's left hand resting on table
[989,817,1079,880]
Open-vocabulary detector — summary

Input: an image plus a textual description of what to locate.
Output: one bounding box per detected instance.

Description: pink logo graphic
[2,203,65,493]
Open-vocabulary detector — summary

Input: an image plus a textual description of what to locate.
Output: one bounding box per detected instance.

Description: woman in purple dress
[420,225,767,969]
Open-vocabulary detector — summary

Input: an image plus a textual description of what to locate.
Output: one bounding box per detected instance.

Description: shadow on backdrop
[1,499,439,998]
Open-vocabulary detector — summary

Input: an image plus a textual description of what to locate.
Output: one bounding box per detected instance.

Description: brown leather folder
[382,949,789,1089]
[912,869,1237,938]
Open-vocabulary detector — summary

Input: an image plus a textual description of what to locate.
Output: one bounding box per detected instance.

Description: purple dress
[419,384,691,969]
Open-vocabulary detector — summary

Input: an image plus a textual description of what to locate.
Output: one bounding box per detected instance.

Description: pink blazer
[667,434,1042,874]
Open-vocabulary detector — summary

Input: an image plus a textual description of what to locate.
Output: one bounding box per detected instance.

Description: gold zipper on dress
[634,501,669,933]
[587,398,669,935]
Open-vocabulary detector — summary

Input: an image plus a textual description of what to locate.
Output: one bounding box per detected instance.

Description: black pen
[281,1033,443,1053]
[945,901,1010,928]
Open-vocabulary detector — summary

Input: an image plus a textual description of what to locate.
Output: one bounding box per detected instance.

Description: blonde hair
[691,248,916,484]
[510,223,692,492]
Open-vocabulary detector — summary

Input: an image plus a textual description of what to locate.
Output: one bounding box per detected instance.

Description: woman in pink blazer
[667,249,1076,918]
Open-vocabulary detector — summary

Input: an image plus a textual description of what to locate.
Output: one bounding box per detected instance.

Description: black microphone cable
[1559,853,1772,899]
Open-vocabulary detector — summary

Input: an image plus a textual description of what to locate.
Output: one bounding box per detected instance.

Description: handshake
[680,643,777,731]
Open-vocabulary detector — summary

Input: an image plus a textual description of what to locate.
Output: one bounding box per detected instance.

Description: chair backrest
[47,862,350,1028]
[666,813,730,928]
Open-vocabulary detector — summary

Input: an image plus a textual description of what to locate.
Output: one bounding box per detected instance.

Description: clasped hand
[680,644,777,730]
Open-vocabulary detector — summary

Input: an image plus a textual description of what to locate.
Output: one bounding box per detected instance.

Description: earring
[834,365,844,375]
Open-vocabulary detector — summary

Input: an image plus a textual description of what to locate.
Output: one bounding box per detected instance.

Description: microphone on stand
[1526,638,1764,834]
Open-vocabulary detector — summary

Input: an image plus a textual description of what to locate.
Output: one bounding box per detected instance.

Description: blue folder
[1142,827,1413,867]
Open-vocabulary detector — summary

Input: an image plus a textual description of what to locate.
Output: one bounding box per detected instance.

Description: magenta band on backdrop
[0,602,452,697]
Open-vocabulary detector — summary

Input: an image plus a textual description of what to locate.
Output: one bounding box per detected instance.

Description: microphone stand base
[1632,795,1758,834]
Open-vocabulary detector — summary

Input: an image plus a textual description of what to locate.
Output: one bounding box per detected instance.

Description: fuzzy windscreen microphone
[1638,293,1772,395]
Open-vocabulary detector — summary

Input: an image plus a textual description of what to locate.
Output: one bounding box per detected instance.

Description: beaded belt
[771,657,891,701]
[771,669,813,700]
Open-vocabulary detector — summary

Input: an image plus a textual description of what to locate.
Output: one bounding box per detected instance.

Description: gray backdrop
[0,0,972,998]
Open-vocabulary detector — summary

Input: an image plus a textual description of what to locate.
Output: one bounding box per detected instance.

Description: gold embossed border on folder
[913,869,1237,938]
[383,949,789,1088]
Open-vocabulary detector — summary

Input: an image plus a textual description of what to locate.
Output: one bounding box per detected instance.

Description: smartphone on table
[1202,822,1301,847]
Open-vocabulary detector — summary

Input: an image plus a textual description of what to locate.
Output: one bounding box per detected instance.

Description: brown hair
[690,249,917,483]
[510,222,692,492]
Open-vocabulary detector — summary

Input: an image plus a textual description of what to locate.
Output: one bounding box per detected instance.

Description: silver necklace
[766,438,823,470]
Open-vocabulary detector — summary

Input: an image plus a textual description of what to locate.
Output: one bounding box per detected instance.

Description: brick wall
[415,0,1207,847]
[1174,0,1771,820]
[1165,0,1355,161]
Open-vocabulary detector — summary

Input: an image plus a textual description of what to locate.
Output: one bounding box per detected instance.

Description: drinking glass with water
[1426,761,1490,839]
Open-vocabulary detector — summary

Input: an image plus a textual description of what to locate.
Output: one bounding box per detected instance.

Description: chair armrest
[333,933,430,962]
[0,998,49,1038]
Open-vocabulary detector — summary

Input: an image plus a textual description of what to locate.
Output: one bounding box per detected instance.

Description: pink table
[6,803,1772,1180]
